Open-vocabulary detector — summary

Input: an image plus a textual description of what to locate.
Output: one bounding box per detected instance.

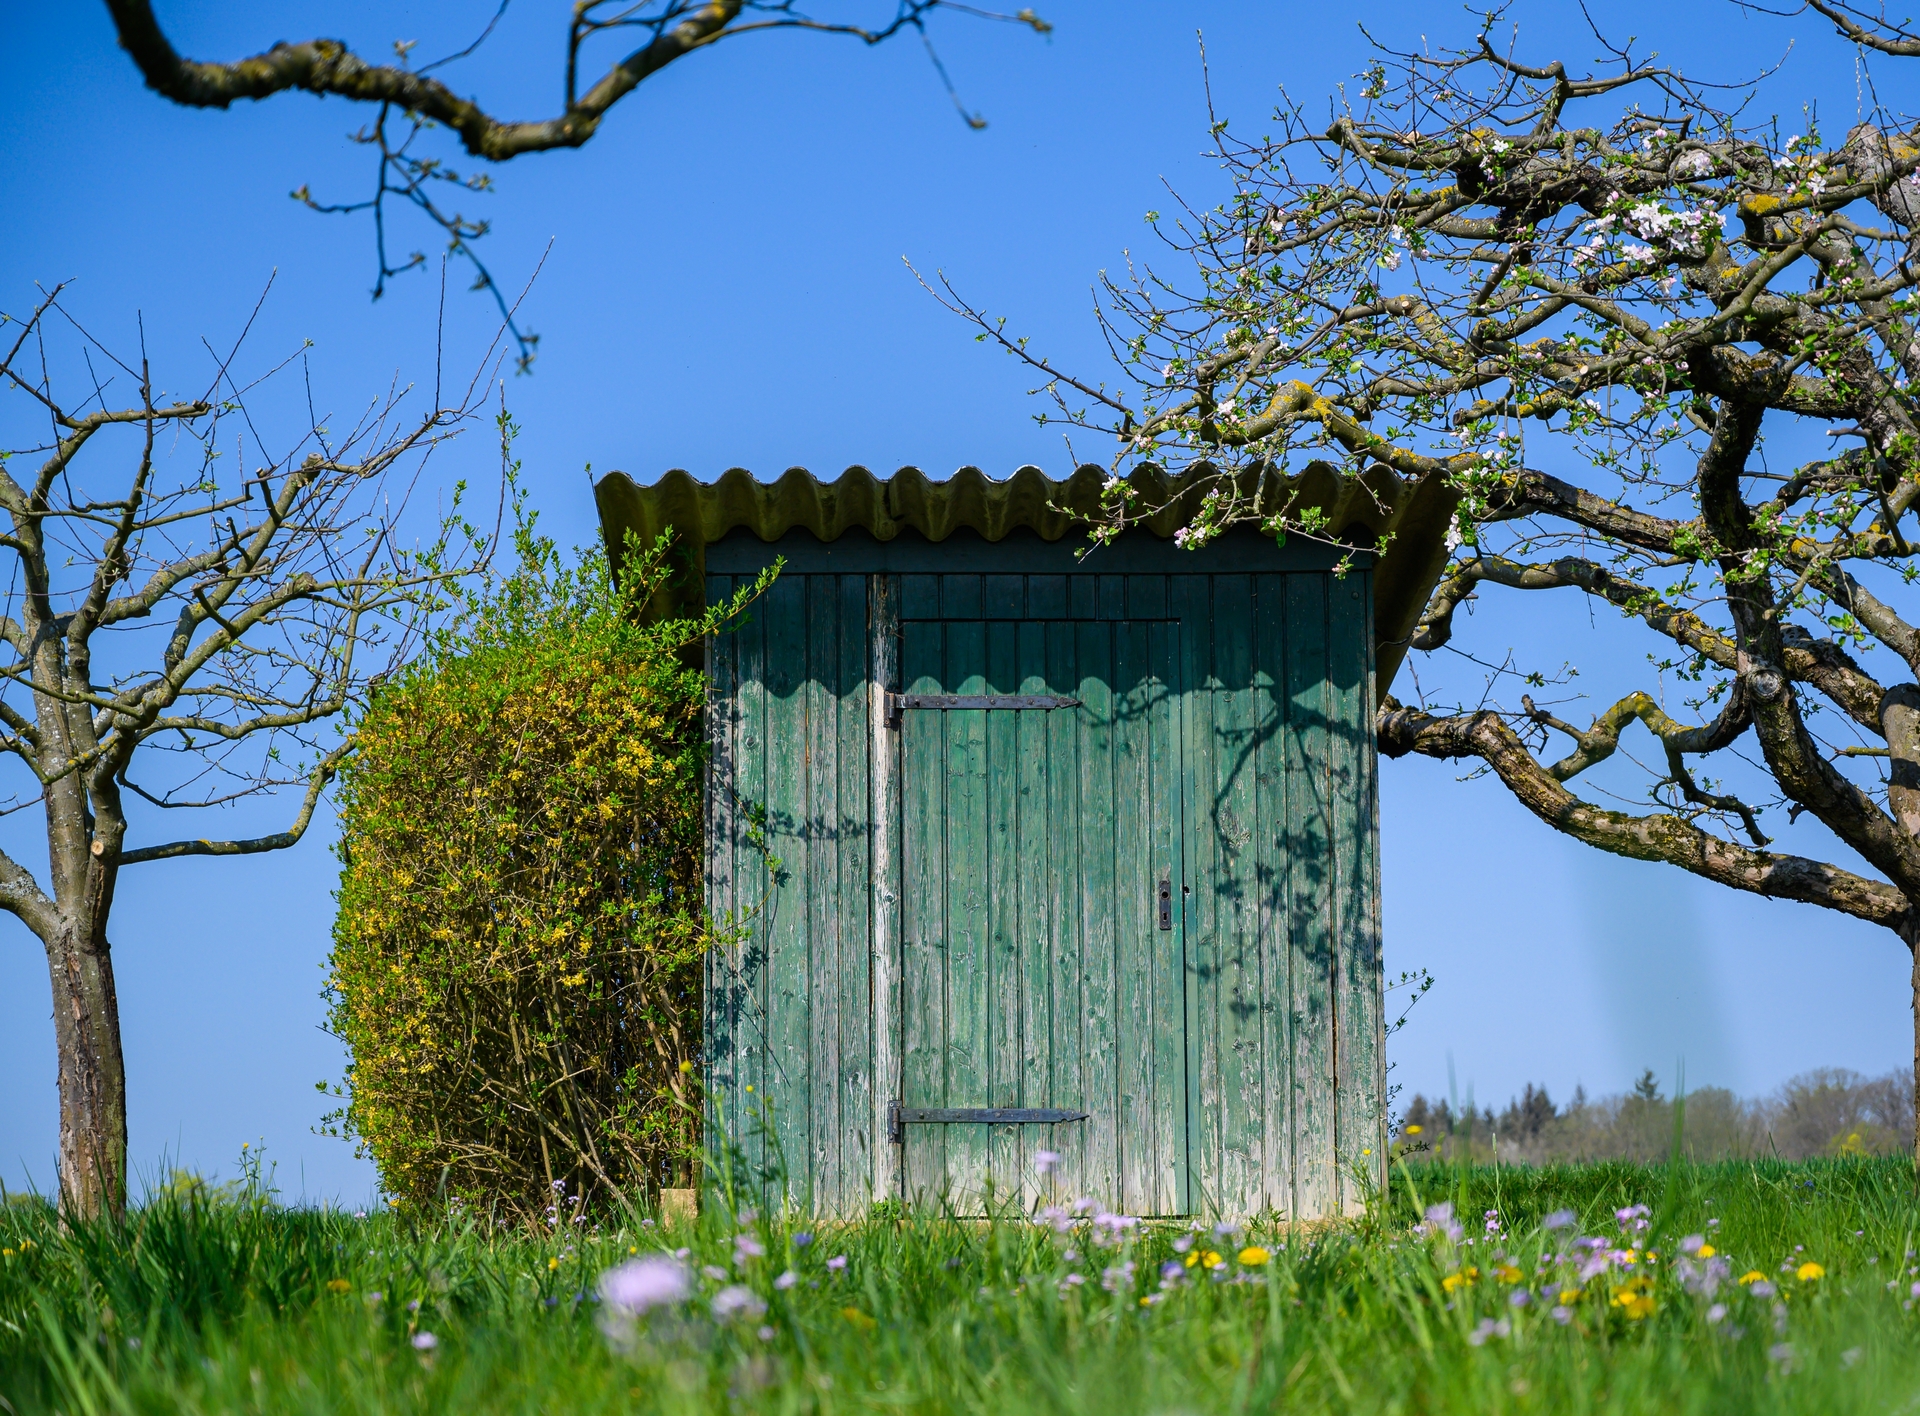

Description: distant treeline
[1397,1067,1914,1164]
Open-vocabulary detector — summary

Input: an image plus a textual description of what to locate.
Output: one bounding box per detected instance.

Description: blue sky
[1,1,1909,1203]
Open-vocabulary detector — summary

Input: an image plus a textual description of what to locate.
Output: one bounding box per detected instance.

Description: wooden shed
[596,463,1453,1220]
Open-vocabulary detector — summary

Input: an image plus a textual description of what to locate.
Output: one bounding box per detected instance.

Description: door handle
[1158,876,1172,931]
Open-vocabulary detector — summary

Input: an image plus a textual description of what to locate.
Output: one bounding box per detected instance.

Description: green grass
[3,1158,1918,1413]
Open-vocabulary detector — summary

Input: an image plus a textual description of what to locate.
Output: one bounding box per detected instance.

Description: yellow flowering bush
[326,525,766,1215]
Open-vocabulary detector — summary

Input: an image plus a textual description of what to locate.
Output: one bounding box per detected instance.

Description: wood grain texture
[1014,619,1053,1209]
[1112,619,1153,1212]
[900,620,947,1202]
[1074,619,1120,1206]
[1170,575,1220,1218]
[1044,618,1086,1203]
[833,575,874,1215]
[985,621,1023,1200]
[1148,618,1190,1215]
[1253,574,1292,1217]
[868,575,902,1205]
[1285,574,1335,1219]
[1330,573,1384,1212]
[942,619,991,1207]
[703,576,738,1183]
[805,581,842,1211]
[761,575,812,1202]
[730,583,770,1190]
[1210,574,1265,1216]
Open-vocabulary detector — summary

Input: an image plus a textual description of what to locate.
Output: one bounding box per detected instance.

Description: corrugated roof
[593,461,1456,692]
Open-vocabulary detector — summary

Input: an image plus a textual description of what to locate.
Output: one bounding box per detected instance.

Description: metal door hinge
[888,1100,1089,1144]
[1158,876,1173,931]
[886,692,1079,730]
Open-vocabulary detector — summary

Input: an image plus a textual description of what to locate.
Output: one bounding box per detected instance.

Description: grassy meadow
[2,1156,1918,1414]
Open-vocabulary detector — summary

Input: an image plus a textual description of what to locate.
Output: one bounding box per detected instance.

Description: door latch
[1158,876,1173,931]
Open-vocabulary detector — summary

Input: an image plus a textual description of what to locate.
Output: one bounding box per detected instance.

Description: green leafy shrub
[326,525,764,1215]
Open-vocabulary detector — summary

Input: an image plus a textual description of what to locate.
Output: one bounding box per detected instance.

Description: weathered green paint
[892,617,1185,1214]
[704,536,1383,1218]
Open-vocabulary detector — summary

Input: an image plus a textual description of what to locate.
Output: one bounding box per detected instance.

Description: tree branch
[118,740,351,865]
[107,0,742,159]
[1377,698,1912,932]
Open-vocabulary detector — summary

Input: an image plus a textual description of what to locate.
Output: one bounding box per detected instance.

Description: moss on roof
[594,461,1456,692]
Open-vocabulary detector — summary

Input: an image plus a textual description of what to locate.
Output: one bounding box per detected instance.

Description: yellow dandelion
[1405,1124,1423,1135]
[1622,1293,1655,1320]
[1738,1270,1767,1285]
[1184,1252,1199,1269]
[1492,1264,1523,1284]
[1697,1244,1715,1259]
[1558,1288,1582,1304]
[327,1279,352,1295]
[1238,1246,1270,1267]
[1796,1262,1825,1282]
[548,1256,560,1271]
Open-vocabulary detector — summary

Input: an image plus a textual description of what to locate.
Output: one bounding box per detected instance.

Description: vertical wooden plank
[1210,574,1265,1217]
[940,573,984,620]
[1170,575,1219,1218]
[1127,574,1168,620]
[1014,620,1054,1210]
[1096,574,1126,621]
[1330,570,1383,1213]
[985,620,1024,1206]
[1111,619,1156,1213]
[1075,619,1120,1207]
[762,574,812,1204]
[868,575,903,1205]
[900,621,947,1202]
[1286,574,1337,1219]
[1147,621,1190,1215]
[901,574,940,621]
[805,579,842,1212]
[1253,574,1293,1216]
[1045,618,1086,1199]
[704,576,739,1187]
[1069,575,1098,621]
[836,575,873,1216]
[942,622,991,1210]
[983,574,1025,619]
[1027,574,1067,619]
[731,582,771,1190]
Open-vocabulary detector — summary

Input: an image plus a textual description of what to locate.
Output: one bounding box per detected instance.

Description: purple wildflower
[598,1256,692,1315]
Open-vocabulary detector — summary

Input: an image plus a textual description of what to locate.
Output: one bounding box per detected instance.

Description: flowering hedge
[326,529,765,1215]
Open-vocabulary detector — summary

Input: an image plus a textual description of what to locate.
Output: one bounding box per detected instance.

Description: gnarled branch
[1377,697,1912,931]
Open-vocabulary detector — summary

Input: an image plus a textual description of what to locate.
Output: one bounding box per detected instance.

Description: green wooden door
[899,619,1189,1216]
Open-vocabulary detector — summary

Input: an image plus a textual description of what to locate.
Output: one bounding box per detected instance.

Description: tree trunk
[1912,937,1920,1182]
[47,924,127,1219]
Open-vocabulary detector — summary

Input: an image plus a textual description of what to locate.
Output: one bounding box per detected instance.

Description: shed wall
[703,531,1383,1219]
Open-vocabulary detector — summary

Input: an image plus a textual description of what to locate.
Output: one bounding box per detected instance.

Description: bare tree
[104,1,1052,365]
[0,281,496,1218]
[931,3,1920,1166]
